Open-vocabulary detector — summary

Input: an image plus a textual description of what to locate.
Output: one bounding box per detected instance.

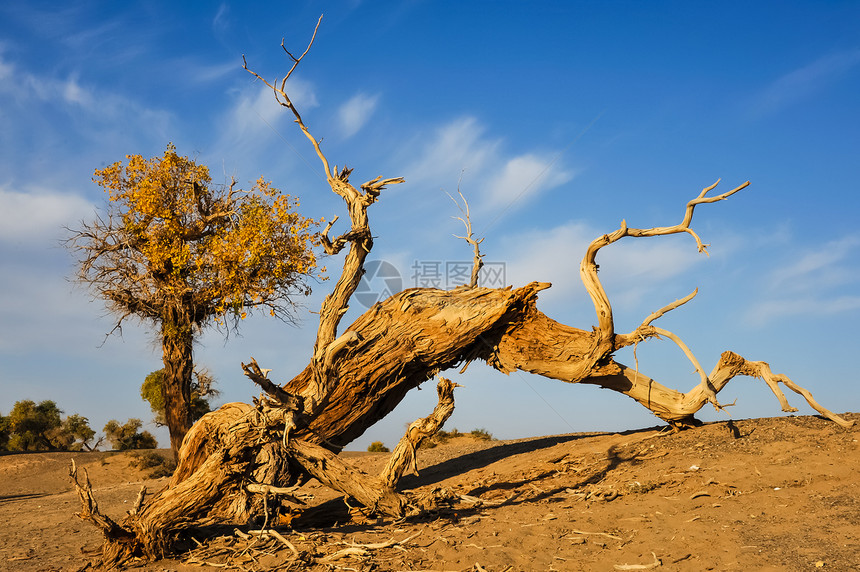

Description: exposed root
[69,460,139,567]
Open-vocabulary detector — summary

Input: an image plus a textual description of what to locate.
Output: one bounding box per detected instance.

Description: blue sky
[1,1,858,451]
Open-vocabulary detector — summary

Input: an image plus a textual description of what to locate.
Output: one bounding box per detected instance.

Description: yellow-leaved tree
[68,144,319,457]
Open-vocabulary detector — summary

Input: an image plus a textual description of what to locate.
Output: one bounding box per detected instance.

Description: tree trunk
[284,283,554,448]
[161,310,194,459]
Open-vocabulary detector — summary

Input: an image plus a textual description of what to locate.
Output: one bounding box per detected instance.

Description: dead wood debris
[181,526,424,570]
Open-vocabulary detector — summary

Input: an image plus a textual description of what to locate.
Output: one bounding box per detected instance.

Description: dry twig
[614,552,662,570]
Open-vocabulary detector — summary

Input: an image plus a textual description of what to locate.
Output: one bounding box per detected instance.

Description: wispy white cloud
[402,116,575,217]
[498,221,592,302]
[751,48,860,117]
[0,186,94,242]
[483,153,575,210]
[747,234,860,325]
[0,51,172,143]
[769,235,860,291]
[190,60,238,84]
[220,81,318,145]
[748,296,860,325]
[209,81,319,175]
[61,74,94,107]
[161,55,239,86]
[213,2,230,33]
[338,92,380,138]
[404,116,499,188]
[0,55,11,81]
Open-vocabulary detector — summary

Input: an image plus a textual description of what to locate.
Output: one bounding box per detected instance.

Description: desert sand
[1,412,857,571]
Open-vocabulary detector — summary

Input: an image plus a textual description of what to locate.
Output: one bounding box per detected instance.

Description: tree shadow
[400,425,663,489]
[294,426,663,530]
[0,492,51,503]
[397,433,591,489]
[397,441,652,527]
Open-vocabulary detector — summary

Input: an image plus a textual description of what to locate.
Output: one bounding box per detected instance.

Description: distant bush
[141,368,219,427]
[422,427,495,448]
[130,450,176,478]
[469,428,494,441]
[0,414,9,451]
[103,419,158,450]
[434,428,463,444]
[58,414,98,451]
[1,400,97,452]
[367,441,390,453]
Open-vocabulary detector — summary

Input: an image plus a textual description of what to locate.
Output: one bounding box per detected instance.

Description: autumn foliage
[86,144,319,324]
[69,144,320,455]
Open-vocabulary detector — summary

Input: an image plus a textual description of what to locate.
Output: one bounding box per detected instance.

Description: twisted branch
[380,377,459,487]
[581,179,749,347]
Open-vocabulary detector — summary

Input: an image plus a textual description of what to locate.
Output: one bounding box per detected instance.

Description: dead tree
[71,18,852,566]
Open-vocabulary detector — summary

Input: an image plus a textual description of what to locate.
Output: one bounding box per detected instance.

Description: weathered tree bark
[161,311,194,458]
[70,20,854,567]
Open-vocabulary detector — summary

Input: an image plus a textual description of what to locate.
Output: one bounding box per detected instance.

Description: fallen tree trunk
[70,21,853,567]
[71,275,852,565]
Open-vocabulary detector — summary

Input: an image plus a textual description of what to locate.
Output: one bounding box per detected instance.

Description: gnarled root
[69,461,140,567]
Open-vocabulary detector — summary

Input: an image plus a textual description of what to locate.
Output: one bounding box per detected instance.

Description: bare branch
[580,180,750,347]
[447,186,484,288]
[280,15,323,81]
[69,461,132,541]
[242,17,331,179]
[735,355,854,428]
[639,289,698,329]
[649,325,724,411]
[242,23,405,422]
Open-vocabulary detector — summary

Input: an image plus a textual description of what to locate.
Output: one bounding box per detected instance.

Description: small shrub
[367,441,390,453]
[130,450,176,478]
[469,428,494,441]
[424,427,494,448]
[433,428,461,444]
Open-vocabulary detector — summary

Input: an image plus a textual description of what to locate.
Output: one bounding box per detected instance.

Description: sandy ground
[1,412,857,571]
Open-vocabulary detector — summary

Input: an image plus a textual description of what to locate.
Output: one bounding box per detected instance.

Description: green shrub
[469,428,494,441]
[423,427,495,448]
[2,401,96,451]
[367,441,390,453]
[103,419,158,450]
